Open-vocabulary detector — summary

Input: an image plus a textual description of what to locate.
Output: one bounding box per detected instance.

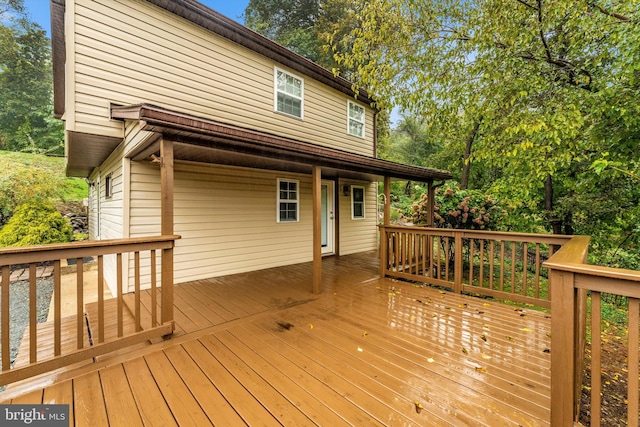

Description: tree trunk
[460,118,482,190]
[545,174,563,234]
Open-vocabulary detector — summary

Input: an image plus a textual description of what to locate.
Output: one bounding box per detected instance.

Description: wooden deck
[1,252,552,426]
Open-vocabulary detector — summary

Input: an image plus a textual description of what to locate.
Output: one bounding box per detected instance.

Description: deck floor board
[1,252,552,426]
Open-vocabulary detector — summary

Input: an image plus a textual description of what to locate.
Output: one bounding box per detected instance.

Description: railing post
[454,232,463,294]
[379,226,388,278]
[550,267,578,426]
[161,246,174,329]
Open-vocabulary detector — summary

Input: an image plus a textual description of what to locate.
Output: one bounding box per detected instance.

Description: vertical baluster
[76,258,84,350]
[29,264,37,363]
[54,260,61,356]
[444,237,450,281]
[535,244,541,299]
[97,255,104,344]
[511,241,516,294]
[468,238,474,286]
[394,232,400,272]
[151,250,157,328]
[135,252,141,332]
[2,265,10,371]
[428,235,434,278]
[489,241,495,290]
[479,240,485,288]
[436,237,441,280]
[117,253,123,338]
[591,291,601,427]
[628,297,639,427]
[421,234,427,277]
[522,243,528,296]
[499,241,505,292]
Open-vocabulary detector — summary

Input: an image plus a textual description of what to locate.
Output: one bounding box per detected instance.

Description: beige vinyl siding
[338,180,378,255]
[122,119,157,157]
[129,161,316,287]
[70,0,375,156]
[87,175,99,240]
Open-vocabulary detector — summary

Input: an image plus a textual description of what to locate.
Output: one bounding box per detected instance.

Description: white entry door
[321,181,335,255]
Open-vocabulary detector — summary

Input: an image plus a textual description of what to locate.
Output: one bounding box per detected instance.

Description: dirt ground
[580,336,632,426]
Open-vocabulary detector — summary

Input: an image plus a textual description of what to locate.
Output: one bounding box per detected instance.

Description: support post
[427,180,435,227]
[312,166,322,294]
[550,268,577,426]
[380,176,391,278]
[160,139,174,327]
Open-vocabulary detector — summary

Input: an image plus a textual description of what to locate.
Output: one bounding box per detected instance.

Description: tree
[0,3,63,154]
[333,0,639,238]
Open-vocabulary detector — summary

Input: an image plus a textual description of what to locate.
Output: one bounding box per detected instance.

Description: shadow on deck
[2,251,551,426]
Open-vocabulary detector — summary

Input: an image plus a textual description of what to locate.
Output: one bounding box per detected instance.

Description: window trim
[274,67,304,119]
[347,100,365,138]
[104,173,113,199]
[277,178,300,223]
[351,185,365,220]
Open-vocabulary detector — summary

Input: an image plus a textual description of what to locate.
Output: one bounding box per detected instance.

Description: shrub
[0,203,73,247]
[411,183,508,230]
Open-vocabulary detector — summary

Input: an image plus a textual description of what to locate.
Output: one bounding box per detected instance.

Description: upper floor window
[277,178,299,222]
[351,185,365,219]
[348,101,365,138]
[275,68,303,119]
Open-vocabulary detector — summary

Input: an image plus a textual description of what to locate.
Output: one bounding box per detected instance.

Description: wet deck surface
[1,252,551,426]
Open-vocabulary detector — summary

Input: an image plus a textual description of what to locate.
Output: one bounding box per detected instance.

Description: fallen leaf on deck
[445,306,452,310]
[475,366,487,373]
[543,348,550,353]
[506,336,515,341]
[309,324,314,329]
[481,334,487,342]
[483,303,491,307]
[410,315,415,320]
[546,332,551,338]
[427,357,435,363]
[462,347,469,354]
[481,353,491,360]
[521,328,533,332]
[357,346,363,352]
[414,401,423,414]
[362,331,368,337]
[476,310,485,315]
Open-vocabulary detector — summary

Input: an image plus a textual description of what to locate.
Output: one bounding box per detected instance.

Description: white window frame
[351,185,365,220]
[104,173,113,199]
[277,178,300,223]
[274,67,304,119]
[347,101,365,138]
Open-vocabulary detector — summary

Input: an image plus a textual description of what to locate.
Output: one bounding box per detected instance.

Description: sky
[23,0,250,37]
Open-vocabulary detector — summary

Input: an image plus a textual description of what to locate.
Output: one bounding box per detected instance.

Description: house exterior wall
[66,0,375,156]
[338,180,379,256]
[126,161,377,288]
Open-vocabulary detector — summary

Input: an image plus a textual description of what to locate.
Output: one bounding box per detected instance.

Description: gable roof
[50,0,373,119]
[111,104,453,182]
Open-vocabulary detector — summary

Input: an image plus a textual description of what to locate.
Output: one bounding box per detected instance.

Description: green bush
[0,203,73,247]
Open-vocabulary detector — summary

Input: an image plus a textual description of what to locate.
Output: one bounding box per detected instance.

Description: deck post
[454,232,463,293]
[380,176,391,278]
[427,180,435,227]
[312,166,322,294]
[160,138,174,327]
[550,268,577,426]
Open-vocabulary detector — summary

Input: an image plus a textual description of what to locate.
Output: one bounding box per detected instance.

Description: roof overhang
[66,132,123,177]
[111,104,452,182]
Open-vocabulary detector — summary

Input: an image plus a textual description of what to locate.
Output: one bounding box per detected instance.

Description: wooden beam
[383,176,391,226]
[312,166,322,294]
[427,180,435,227]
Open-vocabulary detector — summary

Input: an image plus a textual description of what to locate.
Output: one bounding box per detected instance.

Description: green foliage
[0,10,63,154]
[0,151,88,225]
[411,183,508,230]
[0,202,72,247]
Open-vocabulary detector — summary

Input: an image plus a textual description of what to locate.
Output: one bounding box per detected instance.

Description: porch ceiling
[111,103,453,182]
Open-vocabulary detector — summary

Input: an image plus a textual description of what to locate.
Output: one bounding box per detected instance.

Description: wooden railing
[0,235,179,386]
[379,226,571,308]
[545,236,640,427]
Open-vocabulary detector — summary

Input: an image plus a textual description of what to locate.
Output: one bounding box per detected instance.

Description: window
[351,185,365,219]
[275,68,303,118]
[347,101,365,138]
[277,179,299,222]
[104,174,113,199]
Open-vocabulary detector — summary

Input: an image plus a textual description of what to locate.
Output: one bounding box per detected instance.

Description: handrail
[0,235,179,386]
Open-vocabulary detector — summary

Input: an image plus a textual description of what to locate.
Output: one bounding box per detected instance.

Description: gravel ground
[0,277,54,367]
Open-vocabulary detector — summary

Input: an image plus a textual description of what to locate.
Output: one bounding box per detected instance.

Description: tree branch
[514,0,537,11]
[587,2,633,22]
